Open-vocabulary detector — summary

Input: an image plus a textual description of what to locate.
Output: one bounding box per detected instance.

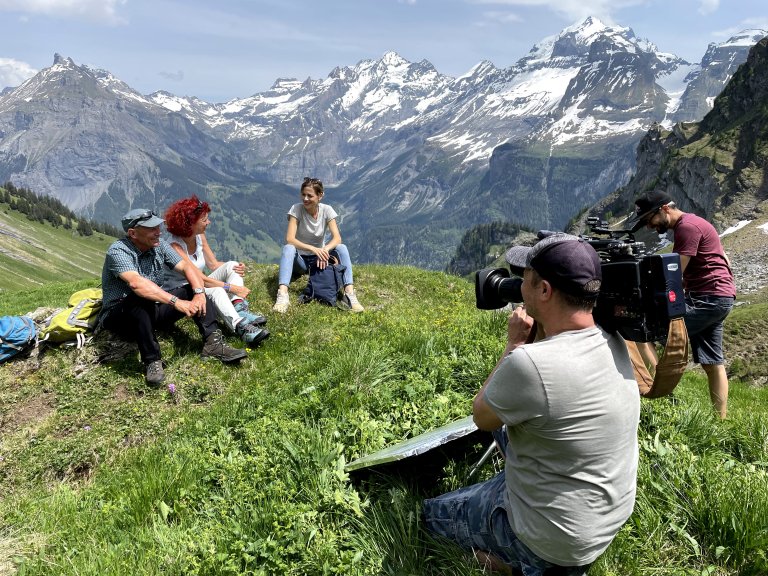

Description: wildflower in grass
[83,425,92,432]
[168,383,176,394]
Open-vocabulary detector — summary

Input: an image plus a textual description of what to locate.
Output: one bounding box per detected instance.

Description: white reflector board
[345,415,479,473]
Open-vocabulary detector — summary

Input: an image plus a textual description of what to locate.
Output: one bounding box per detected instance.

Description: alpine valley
[0,17,766,269]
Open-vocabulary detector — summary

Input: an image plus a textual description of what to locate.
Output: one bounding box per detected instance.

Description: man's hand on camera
[508,305,535,349]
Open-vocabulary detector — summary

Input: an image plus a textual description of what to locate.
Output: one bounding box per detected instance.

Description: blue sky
[0,0,766,103]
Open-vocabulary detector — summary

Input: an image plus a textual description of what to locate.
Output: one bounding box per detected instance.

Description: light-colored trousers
[206,261,245,332]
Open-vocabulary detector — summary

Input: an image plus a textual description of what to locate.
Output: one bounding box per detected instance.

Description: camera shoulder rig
[625,317,689,398]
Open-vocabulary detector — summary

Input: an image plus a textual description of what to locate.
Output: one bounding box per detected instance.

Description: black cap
[628,191,673,231]
[505,233,602,299]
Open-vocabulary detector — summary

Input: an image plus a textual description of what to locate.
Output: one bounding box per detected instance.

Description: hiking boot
[235,321,270,347]
[249,313,268,326]
[273,291,290,313]
[145,360,165,386]
[234,299,267,326]
[201,330,247,363]
[340,290,364,312]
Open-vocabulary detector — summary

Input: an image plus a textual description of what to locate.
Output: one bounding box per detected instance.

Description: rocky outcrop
[672,31,768,122]
[595,37,768,234]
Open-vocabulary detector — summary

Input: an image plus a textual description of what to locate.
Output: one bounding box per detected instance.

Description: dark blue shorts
[684,294,734,365]
[423,471,590,576]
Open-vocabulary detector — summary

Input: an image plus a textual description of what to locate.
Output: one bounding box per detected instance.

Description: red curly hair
[164,195,211,237]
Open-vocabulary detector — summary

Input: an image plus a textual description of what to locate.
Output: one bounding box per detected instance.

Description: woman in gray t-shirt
[272,177,363,313]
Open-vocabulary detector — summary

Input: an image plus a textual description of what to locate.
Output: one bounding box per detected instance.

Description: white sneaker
[344,290,364,312]
[273,291,290,313]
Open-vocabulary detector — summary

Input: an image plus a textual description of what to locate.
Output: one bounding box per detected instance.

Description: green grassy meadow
[0,206,112,292]
[1,264,767,575]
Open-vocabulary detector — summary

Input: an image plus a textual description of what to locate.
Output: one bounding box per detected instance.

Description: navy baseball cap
[505,233,602,299]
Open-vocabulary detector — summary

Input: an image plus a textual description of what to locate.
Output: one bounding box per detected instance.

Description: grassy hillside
[1,265,767,575]
[0,203,115,292]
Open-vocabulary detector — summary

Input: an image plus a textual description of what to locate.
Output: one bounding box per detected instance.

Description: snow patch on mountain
[722,30,768,48]
[721,220,751,236]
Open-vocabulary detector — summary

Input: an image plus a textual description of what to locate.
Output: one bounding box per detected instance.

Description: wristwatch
[193,287,205,294]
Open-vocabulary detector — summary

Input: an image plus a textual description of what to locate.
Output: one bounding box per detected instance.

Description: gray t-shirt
[484,326,639,566]
[287,203,338,255]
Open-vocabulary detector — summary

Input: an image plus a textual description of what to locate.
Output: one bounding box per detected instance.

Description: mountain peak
[561,16,635,46]
[721,29,768,48]
[521,16,638,64]
[381,51,407,66]
[565,16,611,36]
[376,51,412,73]
[52,53,76,68]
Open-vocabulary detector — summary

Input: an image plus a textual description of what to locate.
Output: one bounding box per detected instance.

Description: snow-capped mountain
[672,29,768,121]
[0,19,764,268]
[0,54,239,216]
[151,18,691,171]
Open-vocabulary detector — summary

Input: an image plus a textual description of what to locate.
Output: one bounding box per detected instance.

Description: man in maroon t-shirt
[632,191,736,418]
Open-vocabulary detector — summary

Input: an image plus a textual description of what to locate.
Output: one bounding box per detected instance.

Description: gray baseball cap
[121,208,164,231]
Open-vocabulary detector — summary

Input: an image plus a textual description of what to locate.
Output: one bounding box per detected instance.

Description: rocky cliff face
[0,55,242,225]
[451,37,768,296]
[598,37,768,231]
[672,30,768,123]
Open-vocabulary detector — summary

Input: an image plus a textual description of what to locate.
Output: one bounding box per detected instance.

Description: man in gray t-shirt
[423,234,640,576]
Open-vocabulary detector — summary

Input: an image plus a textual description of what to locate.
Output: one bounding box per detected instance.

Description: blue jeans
[277,243,354,287]
[684,294,734,365]
[423,472,590,576]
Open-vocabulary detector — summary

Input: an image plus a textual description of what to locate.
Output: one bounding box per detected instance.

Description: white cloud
[478,10,523,25]
[467,0,648,22]
[159,70,184,82]
[0,0,127,25]
[713,17,768,39]
[698,0,719,15]
[0,57,37,89]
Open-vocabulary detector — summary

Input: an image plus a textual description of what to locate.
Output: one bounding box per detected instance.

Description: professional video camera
[475,218,686,342]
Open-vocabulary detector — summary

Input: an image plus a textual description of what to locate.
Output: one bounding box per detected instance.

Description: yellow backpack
[40,288,103,348]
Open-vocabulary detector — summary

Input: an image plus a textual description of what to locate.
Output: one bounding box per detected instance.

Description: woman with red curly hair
[162,196,269,347]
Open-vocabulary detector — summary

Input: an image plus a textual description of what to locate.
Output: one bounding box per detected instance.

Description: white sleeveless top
[161,234,204,290]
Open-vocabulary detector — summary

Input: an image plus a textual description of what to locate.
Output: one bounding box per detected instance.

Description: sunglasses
[125,210,158,230]
[639,205,666,224]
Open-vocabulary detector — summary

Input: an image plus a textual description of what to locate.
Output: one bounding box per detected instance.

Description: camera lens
[475,268,524,310]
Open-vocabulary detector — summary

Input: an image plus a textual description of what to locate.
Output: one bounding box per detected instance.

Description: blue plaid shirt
[100,238,182,319]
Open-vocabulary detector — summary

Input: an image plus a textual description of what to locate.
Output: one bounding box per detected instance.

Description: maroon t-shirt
[673,213,736,297]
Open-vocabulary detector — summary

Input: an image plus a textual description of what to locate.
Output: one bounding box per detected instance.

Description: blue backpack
[300,253,346,307]
[0,315,38,362]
